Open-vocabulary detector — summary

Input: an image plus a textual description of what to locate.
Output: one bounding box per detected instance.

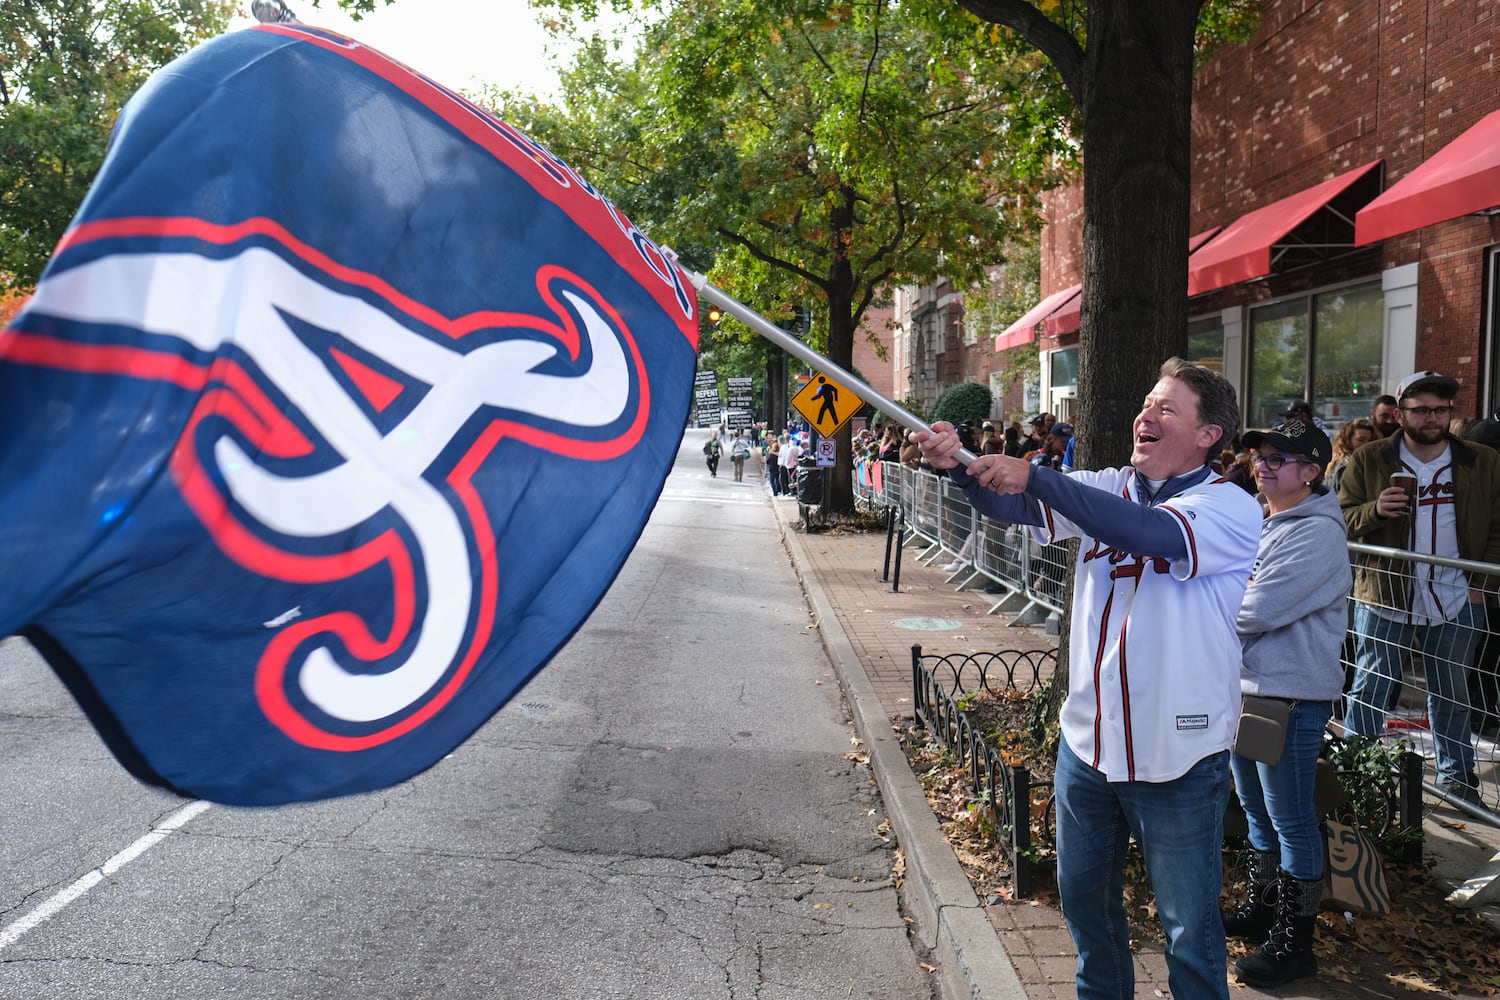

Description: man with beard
[1339,371,1500,806]
[1370,394,1401,438]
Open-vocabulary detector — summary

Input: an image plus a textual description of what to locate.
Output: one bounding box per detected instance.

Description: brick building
[1020,0,1500,434]
[892,276,1034,422]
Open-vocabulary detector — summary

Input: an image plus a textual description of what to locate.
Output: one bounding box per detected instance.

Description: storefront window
[1248,299,1309,429]
[1312,283,1383,428]
[1049,347,1078,390]
[1247,281,1382,433]
[1187,318,1225,372]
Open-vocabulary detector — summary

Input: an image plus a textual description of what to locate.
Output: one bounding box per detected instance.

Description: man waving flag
[0,21,698,805]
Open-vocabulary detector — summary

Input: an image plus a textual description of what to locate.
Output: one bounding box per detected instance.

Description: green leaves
[0,0,402,290]
[524,0,1057,328]
[0,0,238,289]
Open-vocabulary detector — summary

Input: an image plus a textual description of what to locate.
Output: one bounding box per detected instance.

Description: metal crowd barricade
[887,473,1500,831]
[905,466,944,559]
[874,465,1069,617]
[853,460,881,512]
[1339,543,1500,829]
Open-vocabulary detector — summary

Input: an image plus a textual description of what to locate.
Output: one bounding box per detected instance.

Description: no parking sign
[815,437,836,468]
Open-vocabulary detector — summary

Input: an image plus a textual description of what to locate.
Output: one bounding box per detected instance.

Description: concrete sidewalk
[763,477,1500,1000]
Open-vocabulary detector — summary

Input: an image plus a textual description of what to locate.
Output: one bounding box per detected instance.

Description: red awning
[1355,109,1500,245]
[1187,161,1383,297]
[1187,226,1224,256]
[1039,283,1082,337]
[1039,229,1222,337]
[994,285,1079,351]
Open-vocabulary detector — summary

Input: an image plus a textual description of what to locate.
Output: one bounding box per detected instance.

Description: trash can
[796,457,823,504]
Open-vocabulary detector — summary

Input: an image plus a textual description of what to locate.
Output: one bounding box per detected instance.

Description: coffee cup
[1390,471,1418,515]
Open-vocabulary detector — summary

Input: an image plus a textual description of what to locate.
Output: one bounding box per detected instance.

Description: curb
[773,506,1028,1000]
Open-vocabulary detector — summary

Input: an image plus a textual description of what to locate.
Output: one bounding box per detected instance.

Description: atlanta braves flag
[0,23,698,805]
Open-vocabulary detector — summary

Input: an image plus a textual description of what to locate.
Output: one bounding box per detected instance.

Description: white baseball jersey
[1031,467,1261,782]
[1373,442,1465,626]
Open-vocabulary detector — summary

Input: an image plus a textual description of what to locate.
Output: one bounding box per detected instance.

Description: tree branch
[715,226,828,290]
[953,0,1085,102]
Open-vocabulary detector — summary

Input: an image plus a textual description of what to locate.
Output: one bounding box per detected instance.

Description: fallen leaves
[902,702,1500,997]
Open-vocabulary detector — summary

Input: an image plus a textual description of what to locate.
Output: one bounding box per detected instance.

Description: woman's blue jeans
[1230,699,1333,880]
[1055,739,1231,1000]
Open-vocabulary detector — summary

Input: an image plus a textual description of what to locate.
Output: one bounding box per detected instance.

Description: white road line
[657,488,768,506]
[0,800,211,951]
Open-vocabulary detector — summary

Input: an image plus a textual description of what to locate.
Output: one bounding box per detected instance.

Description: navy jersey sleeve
[1025,466,1188,560]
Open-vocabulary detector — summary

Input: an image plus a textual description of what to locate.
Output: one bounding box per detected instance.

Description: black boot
[1221,848,1278,940]
[1235,869,1321,988]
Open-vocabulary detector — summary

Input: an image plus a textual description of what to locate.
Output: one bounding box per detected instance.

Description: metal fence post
[882,506,897,581]
[892,509,904,593]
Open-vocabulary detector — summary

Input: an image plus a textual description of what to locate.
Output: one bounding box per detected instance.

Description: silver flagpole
[678,266,979,468]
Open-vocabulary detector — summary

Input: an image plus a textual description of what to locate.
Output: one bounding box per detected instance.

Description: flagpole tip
[251,0,298,23]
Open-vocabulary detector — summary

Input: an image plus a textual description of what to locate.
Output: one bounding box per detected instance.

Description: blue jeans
[1345,602,1479,784]
[1231,700,1332,880]
[1055,739,1231,1000]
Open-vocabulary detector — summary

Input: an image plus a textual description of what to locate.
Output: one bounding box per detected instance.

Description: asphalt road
[0,431,934,999]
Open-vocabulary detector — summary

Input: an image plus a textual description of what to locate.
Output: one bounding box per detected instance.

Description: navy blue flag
[0,23,699,805]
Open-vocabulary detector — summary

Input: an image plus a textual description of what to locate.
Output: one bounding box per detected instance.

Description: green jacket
[1338,433,1500,608]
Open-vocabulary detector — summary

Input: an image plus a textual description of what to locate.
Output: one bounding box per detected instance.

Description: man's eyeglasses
[1400,405,1455,419]
[1251,453,1304,470]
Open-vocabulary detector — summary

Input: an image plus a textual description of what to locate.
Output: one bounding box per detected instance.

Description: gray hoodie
[1237,488,1351,701]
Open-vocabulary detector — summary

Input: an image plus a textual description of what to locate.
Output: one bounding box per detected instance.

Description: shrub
[930,382,993,426]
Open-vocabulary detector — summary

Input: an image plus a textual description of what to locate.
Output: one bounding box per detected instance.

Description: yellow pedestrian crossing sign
[791,372,864,437]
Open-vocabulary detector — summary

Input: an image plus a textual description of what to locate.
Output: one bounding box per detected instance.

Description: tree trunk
[824,289,857,514]
[955,0,1207,707]
[1074,0,1200,471]
[824,189,859,514]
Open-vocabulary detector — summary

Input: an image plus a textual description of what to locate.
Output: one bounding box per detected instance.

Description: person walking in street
[1339,370,1500,806]
[766,435,784,494]
[916,357,1261,1000]
[730,430,752,482]
[703,432,721,478]
[1222,418,1349,989]
[779,433,802,497]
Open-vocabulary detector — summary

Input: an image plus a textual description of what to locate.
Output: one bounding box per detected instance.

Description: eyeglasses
[1400,405,1455,419]
[1251,453,1305,470]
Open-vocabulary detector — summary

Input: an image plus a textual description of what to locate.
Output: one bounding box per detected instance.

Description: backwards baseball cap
[1051,422,1074,439]
[1396,369,1460,400]
[1262,418,1332,468]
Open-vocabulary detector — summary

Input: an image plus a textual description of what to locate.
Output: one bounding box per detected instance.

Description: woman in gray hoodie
[1222,418,1350,989]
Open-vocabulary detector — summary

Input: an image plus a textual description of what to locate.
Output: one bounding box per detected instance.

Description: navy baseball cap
[1051,422,1074,439]
[1262,418,1332,468]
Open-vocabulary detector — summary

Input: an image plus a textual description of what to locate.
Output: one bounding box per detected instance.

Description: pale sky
[228,0,631,98]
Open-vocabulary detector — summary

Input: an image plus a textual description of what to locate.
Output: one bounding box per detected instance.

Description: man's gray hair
[1159,356,1240,453]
